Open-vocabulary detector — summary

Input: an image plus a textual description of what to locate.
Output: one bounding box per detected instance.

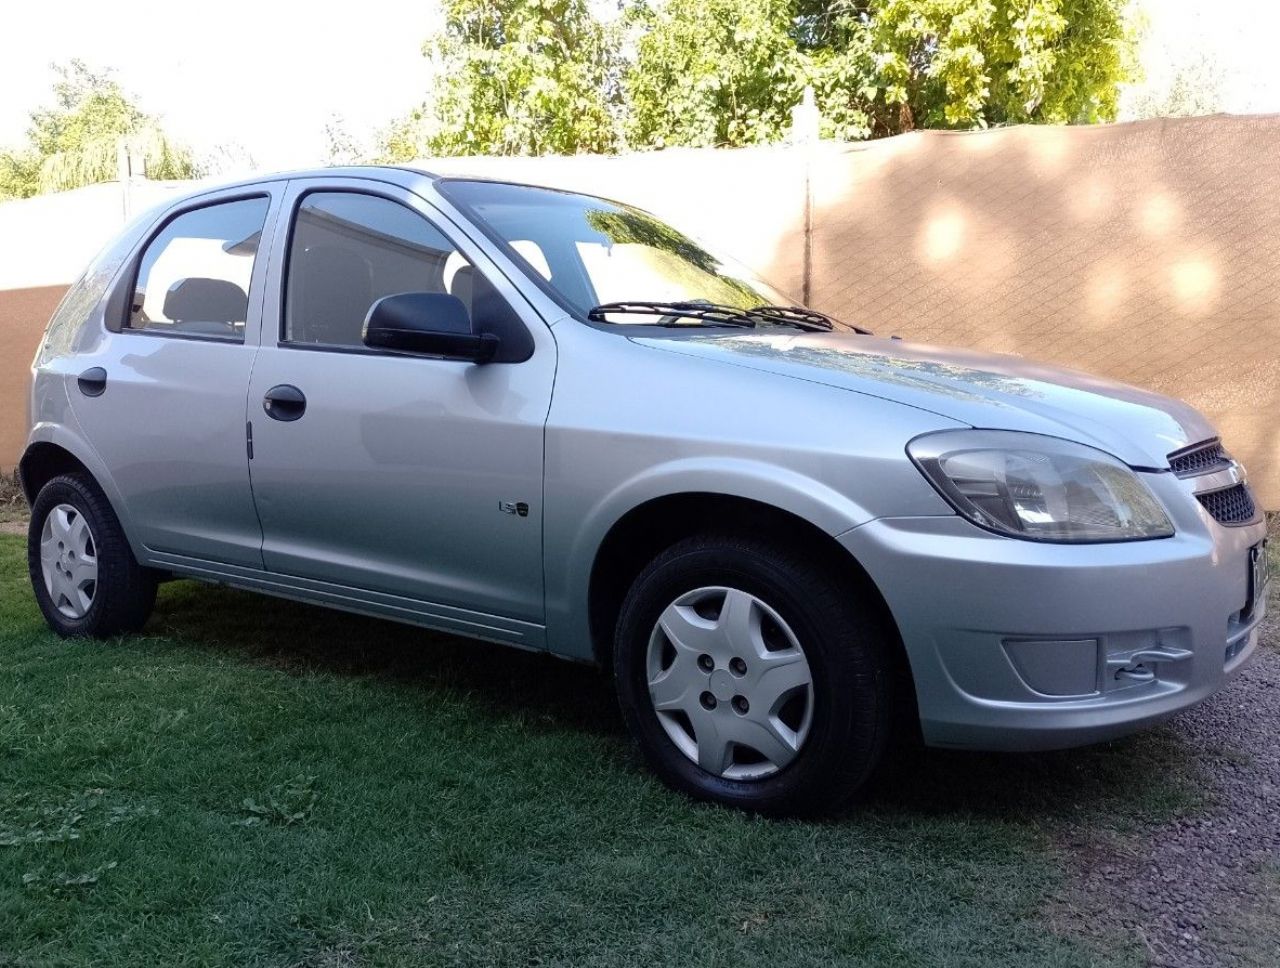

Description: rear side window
[127,197,270,342]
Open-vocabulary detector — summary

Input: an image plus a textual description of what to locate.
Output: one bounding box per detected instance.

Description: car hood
[632,331,1216,469]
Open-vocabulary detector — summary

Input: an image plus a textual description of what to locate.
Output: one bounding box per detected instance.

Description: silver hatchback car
[23,167,1270,814]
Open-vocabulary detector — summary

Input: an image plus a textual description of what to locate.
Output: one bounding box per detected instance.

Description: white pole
[116,140,132,220]
[789,86,820,145]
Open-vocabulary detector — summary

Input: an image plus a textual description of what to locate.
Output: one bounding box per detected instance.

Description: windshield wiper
[749,305,872,335]
[587,301,757,328]
[589,300,872,334]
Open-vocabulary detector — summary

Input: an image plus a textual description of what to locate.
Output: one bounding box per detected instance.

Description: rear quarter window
[37,218,150,363]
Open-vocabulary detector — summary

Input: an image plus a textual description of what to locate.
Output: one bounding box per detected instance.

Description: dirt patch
[1059,582,1280,967]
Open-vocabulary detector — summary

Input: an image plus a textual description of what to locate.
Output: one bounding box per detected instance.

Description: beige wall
[1,115,1276,505]
[805,115,1280,508]
[0,285,66,472]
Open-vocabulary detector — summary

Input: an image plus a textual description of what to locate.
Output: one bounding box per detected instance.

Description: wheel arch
[585,492,918,731]
[17,434,144,561]
[19,441,95,505]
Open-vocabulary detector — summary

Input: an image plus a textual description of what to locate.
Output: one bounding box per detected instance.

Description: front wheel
[614,533,894,816]
[28,474,157,638]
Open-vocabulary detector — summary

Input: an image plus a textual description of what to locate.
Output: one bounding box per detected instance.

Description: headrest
[291,245,374,344]
[163,277,248,324]
[449,264,475,305]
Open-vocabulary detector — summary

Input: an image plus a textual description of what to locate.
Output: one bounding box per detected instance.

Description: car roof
[154,164,439,205]
[160,164,608,210]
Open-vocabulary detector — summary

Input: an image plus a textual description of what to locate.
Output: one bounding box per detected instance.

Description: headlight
[907,430,1174,543]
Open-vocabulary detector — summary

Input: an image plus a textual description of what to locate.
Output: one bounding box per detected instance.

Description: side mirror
[361,292,499,363]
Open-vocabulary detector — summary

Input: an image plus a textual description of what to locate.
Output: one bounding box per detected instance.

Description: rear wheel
[614,532,893,816]
[28,474,156,638]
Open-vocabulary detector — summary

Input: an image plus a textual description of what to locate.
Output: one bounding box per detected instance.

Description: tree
[624,0,804,148]
[0,151,41,202]
[324,113,370,166]
[0,60,199,200]
[386,0,622,159]
[386,0,1139,156]
[625,0,1137,147]
[1121,53,1227,121]
[867,0,1136,131]
[198,142,260,179]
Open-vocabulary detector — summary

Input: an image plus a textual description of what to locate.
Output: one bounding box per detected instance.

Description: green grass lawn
[0,533,1230,967]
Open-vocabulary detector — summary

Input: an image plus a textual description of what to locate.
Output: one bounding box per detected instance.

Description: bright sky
[1124,0,1280,117]
[2,0,1279,173]
[1,1,445,172]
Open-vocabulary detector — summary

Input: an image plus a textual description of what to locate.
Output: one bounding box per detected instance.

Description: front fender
[543,457,888,662]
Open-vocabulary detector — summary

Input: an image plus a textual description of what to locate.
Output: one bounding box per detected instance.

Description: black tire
[27,473,157,638]
[614,532,894,816]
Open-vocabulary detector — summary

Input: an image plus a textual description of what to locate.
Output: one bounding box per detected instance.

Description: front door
[245,179,555,632]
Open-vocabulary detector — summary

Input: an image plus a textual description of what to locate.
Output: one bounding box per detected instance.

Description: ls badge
[499,501,530,518]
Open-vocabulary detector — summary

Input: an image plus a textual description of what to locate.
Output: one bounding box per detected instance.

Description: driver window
[284,192,470,348]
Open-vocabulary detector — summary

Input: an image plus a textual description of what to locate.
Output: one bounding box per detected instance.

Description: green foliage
[25,61,147,161]
[0,60,198,200]
[0,150,41,202]
[967,0,1135,126]
[386,0,622,159]
[626,0,1136,147]
[391,0,1137,155]
[624,0,804,148]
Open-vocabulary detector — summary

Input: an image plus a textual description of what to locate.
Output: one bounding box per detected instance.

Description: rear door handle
[263,384,306,422]
[77,367,107,397]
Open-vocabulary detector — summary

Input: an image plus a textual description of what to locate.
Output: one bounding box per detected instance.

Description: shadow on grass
[149,580,625,737]
[147,579,1206,828]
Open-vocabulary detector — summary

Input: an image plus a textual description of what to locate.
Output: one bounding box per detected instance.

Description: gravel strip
[1062,590,1280,967]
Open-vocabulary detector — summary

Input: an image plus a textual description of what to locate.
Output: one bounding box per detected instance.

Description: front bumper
[840,471,1268,751]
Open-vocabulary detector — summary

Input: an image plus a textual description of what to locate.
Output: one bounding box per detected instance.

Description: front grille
[1169,440,1230,477]
[1196,483,1258,526]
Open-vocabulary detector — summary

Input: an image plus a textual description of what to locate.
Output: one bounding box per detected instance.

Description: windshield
[439,179,845,329]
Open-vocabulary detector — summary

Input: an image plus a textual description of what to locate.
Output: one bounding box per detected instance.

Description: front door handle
[263,384,306,422]
[77,367,107,397]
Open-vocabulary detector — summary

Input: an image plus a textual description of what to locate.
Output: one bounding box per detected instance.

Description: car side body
[21,166,1270,811]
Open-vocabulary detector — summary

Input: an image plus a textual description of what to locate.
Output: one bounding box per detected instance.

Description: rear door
[244,177,556,635]
[68,188,280,567]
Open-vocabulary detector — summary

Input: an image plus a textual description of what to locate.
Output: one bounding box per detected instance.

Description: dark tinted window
[128,197,269,341]
[284,193,468,348]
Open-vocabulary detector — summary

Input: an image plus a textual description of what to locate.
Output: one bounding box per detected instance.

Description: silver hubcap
[646,586,814,781]
[39,504,98,620]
